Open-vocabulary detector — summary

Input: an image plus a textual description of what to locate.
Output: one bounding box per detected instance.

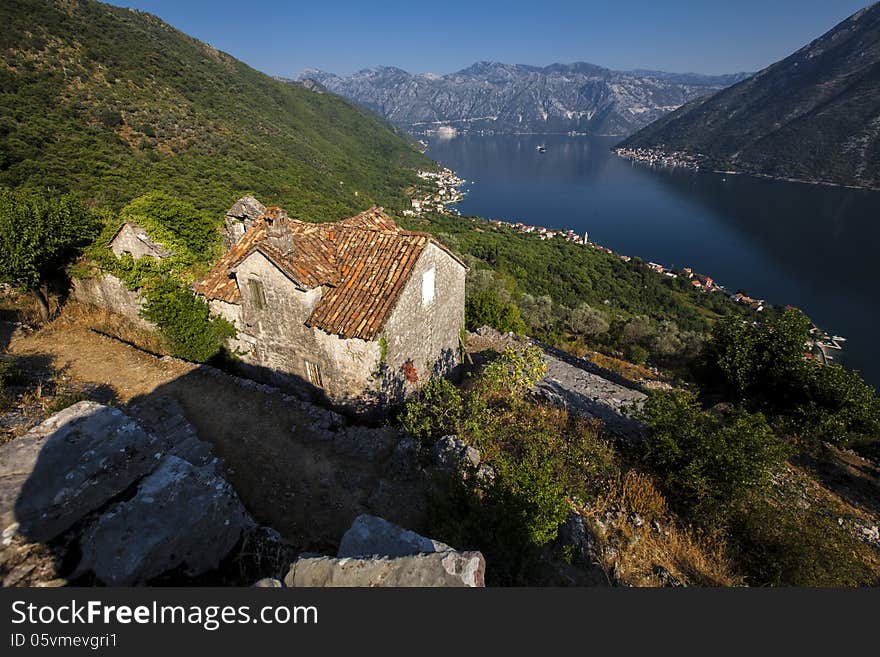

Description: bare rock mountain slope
[296,62,747,136]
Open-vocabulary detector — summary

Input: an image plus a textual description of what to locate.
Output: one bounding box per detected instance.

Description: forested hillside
[0,0,430,217]
[620,3,880,189]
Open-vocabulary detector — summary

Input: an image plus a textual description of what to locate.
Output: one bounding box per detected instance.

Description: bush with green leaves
[140,275,235,362]
[403,346,616,584]
[465,288,527,334]
[0,188,100,320]
[704,309,880,446]
[427,443,570,586]
[399,377,468,443]
[638,390,786,519]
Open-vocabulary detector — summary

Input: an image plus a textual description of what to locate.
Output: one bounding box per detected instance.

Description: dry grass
[583,349,660,383]
[580,470,742,587]
[54,301,168,355]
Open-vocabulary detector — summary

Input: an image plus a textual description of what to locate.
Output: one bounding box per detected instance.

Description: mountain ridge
[297,62,749,136]
[618,3,880,190]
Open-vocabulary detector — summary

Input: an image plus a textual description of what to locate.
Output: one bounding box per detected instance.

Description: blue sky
[107,0,873,76]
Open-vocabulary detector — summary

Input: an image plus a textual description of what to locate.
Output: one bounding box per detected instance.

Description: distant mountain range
[294,63,748,137]
[620,3,880,190]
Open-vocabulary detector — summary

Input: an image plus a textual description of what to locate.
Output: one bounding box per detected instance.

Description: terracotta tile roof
[196,206,465,341]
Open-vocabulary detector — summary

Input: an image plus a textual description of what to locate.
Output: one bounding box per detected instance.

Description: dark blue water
[427,133,880,389]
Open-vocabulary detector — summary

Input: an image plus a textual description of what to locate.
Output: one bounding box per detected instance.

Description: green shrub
[399,377,466,443]
[140,276,235,362]
[465,289,527,334]
[638,390,786,519]
[427,449,569,586]
[0,188,100,320]
[704,309,880,446]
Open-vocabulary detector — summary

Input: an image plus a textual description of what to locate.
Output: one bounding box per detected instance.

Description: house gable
[109,223,172,260]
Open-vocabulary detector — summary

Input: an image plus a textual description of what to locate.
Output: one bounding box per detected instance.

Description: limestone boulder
[79,456,251,585]
[432,435,480,472]
[285,551,485,587]
[0,402,162,542]
[338,514,450,558]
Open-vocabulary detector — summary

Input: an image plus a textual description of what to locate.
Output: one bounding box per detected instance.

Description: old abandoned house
[196,202,467,407]
[72,222,173,330]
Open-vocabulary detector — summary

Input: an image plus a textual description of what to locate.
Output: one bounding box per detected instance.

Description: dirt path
[7,325,426,553]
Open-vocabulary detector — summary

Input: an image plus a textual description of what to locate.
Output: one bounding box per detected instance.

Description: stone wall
[230,251,381,404]
[72,274,154,331]
[109,223,169,260]
[382,242,466,390]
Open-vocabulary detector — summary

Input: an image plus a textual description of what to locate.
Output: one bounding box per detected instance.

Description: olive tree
[0,189,99,321]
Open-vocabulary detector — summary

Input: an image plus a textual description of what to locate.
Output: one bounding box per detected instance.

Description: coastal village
[614,146,704,171]
[407,162,845,363]
[403,167,466,216]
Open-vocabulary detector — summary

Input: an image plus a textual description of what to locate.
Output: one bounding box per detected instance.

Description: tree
[465,288,526,334]
[638,390,785,519]
[0,189,99,321]
[565,302,609,338]
[520,294,555,332]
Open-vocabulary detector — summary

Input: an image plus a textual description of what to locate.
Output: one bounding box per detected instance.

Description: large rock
[0,402,161,541]
[285,551,485,587]
[332,425,397,461]
[432,435,480,472]
[78,456,250,585]
[338,514,450,558]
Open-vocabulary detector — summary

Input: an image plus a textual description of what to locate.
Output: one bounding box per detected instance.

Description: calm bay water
[427,133,880,389]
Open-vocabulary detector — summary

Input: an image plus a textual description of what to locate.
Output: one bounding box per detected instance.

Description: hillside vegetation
[0,0,430,217]
[620,3,880,189]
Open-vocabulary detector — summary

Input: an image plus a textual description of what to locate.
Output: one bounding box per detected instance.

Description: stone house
[196,203,467,407]
[72,222,172,330]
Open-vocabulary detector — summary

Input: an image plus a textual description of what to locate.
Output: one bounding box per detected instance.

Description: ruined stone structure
[108,222,172,260]
[223,196,266,249]
[72,222,172,330]
[197,201,467,408]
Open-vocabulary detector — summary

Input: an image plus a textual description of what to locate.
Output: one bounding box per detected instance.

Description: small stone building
[108,223,172,260]
[197,203,467,407]
[72,222,172,330]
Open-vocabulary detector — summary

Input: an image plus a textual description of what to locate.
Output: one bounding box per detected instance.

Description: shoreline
[416,155,847,363]
[613,146,880,193]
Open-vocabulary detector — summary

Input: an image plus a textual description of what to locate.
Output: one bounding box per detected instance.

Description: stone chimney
[223,196,267,249]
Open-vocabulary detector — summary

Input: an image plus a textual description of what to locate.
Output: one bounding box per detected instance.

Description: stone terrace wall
[72,274,154,331]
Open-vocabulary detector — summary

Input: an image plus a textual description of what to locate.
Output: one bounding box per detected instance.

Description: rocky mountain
[619,3,880,190]
[0,0,429,217]
[297,62,748,137]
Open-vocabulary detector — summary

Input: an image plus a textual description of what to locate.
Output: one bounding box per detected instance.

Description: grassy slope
[0,0,431,217]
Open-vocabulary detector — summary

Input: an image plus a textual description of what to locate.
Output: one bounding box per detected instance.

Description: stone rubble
[0,401,253,586]
[285,551,486,588]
